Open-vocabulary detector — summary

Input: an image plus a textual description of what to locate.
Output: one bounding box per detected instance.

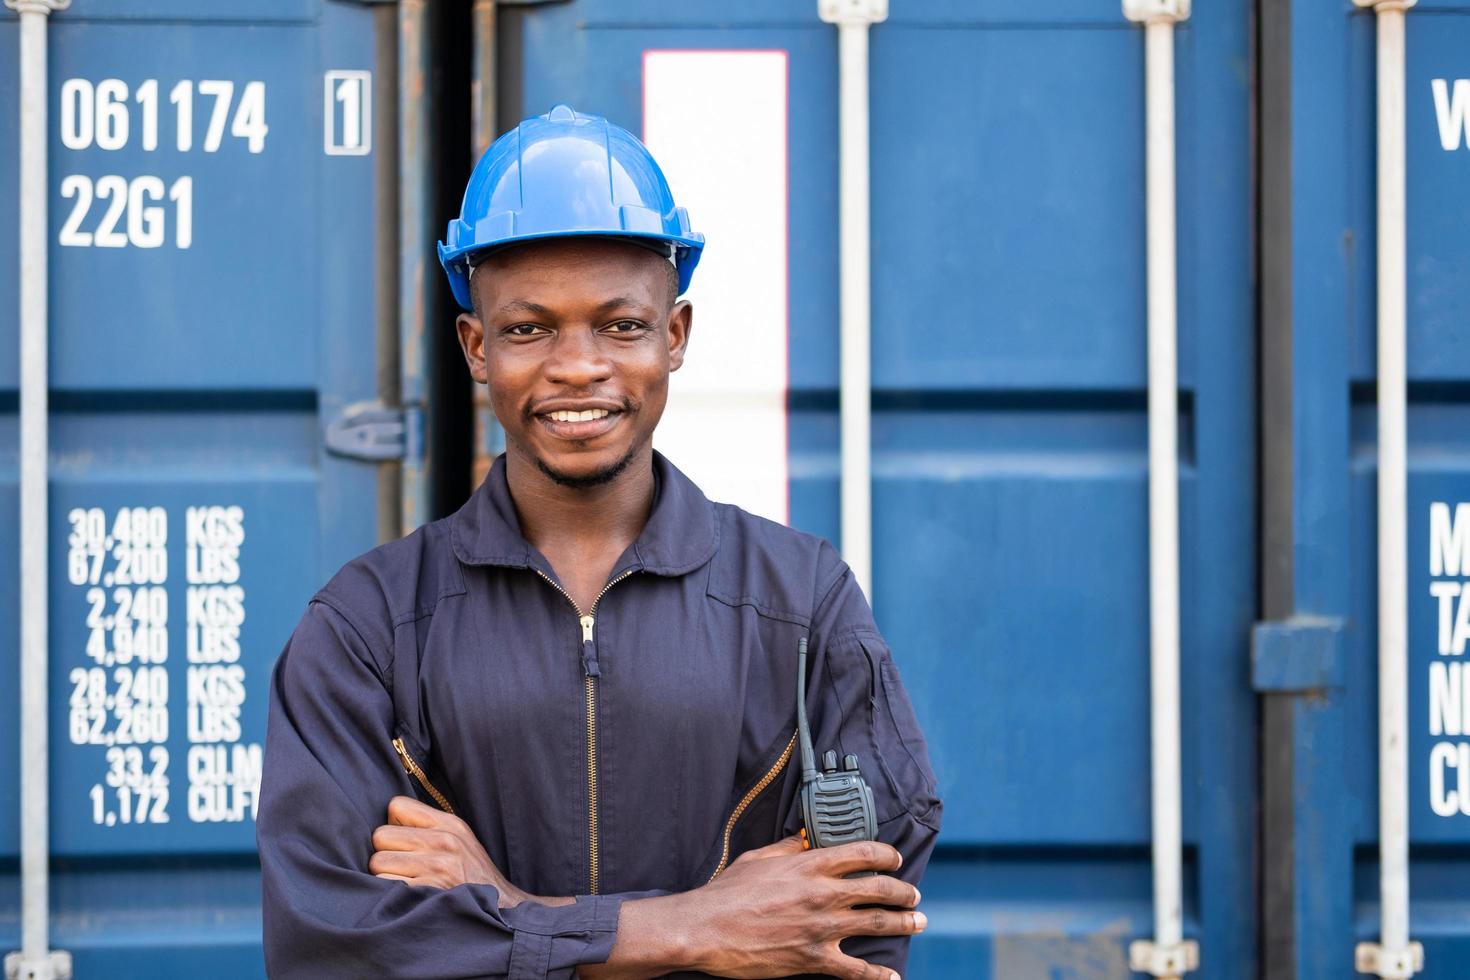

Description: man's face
[456,238,692,489]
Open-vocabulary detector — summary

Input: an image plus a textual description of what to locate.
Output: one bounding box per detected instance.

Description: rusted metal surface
[470,0,499,491]
[398,0,430,529]
[375,1,403,543]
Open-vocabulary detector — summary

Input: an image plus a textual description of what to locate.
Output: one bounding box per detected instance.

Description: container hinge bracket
[1128,939,1199,977]
[325,401,412,462]
[1122,0,1191,24]
[1251,617,1346,692]
[818,0,887,26]
[2,0,70,13]
[1356,941,1424,978]
[5,951,73,980]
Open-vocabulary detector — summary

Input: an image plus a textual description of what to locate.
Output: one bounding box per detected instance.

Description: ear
[667,300,693,373]
[456,312,487,385]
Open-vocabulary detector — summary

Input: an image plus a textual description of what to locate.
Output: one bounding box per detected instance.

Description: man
[258,105,941,980]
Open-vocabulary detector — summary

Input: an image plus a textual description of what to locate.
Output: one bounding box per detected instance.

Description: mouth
[534,406,624,441]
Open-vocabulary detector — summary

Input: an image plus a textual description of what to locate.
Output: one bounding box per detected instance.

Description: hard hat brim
[439,230,704,312]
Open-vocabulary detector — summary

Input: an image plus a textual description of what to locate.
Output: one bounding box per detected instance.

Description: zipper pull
[580,614,601,677]
[392,737,413,774]
[391,736,456,814]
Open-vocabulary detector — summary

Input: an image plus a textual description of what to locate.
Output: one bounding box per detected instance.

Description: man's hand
[581,836,925,980]
[685,836,924,979]
[369,796,573,908]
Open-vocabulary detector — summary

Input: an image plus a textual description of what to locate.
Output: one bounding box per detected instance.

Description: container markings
[62,504,262,831]
[1427,502,1470,818]
[1432,78,1470,151]
[324,70,371,156]
[54,76,272,251]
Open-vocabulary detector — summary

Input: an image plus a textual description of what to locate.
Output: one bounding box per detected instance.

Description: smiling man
[257,105,941,980]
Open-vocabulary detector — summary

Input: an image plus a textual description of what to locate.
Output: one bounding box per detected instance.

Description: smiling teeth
[547,409,610,422]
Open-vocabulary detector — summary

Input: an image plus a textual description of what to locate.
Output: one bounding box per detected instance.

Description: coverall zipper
[533,566,635,895]
[395,588,797,890]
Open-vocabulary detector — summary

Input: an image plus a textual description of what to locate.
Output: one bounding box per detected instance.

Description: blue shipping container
[1259,1,1470,978]
[2,1,391,975]
[6,0,1469,977]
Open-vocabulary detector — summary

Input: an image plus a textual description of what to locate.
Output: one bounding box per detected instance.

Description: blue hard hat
[438,104,705,311]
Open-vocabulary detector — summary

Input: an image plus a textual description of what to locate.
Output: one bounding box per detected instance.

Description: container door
[0,1,390,973]
[1399,8,1470,973]
[499,1,1257,975]
[1266,2,1470,976]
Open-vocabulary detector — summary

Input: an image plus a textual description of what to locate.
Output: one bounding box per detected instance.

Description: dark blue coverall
[257,452,942,979]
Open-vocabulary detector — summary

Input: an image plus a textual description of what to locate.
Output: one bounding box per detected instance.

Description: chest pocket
[391,731,456,813]
[696,725,800,884]
[386,615,460,815]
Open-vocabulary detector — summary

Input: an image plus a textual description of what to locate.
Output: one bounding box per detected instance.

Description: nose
[544,324,612,389]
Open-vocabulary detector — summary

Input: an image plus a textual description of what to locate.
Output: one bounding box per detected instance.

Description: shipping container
[4,0,1468,977]
[1,1,417,975]
[1259,1,1470,978]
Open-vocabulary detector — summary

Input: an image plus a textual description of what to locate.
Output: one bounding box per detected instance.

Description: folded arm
[259,601,653,980]
[362,798,923,980]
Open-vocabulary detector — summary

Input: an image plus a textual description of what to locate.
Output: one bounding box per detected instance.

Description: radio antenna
[797,636,818,783]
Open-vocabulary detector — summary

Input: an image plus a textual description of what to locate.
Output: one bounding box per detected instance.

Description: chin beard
[532,441,642,490]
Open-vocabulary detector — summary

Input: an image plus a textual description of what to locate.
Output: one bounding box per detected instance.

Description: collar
[449,450,720,577]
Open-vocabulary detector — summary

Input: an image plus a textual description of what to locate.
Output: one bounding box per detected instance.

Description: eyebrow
[593,297,656,315]
[494,297,656,318]
[494,299,552,318]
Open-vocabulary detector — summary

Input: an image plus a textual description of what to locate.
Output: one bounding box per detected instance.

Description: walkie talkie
[797,636,878,873]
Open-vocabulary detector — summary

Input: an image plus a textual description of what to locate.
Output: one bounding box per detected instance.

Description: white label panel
[643,50,790,525]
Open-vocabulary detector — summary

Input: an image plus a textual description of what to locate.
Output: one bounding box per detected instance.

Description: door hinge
[1123,0,1191,24]
[1356,941,1424,978]
[1251,617,1346,693]
[818,0,887,26]
[5,951,72,980]
[1128,938,1199,977]
[3,0,70,13]
[325,401,417,462]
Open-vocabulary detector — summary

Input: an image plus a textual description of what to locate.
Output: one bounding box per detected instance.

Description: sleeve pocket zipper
[392,736,456,815]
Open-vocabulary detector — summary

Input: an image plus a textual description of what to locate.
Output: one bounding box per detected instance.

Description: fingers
[386,795,446,828]
[372,824,449,853]
[813,840,902,877]
[368,848,429,878]
[838,906,928,939]
[820,950,902,980]
[843,874,921,909]
[730,834,807,865]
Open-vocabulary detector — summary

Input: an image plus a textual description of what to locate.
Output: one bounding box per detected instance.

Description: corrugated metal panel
[0,0,391,973]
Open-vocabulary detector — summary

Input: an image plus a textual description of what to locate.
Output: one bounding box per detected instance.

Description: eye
[604,319,648,335]
[504,322,546,338]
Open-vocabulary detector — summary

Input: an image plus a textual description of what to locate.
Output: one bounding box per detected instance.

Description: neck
[504,444,656,558]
